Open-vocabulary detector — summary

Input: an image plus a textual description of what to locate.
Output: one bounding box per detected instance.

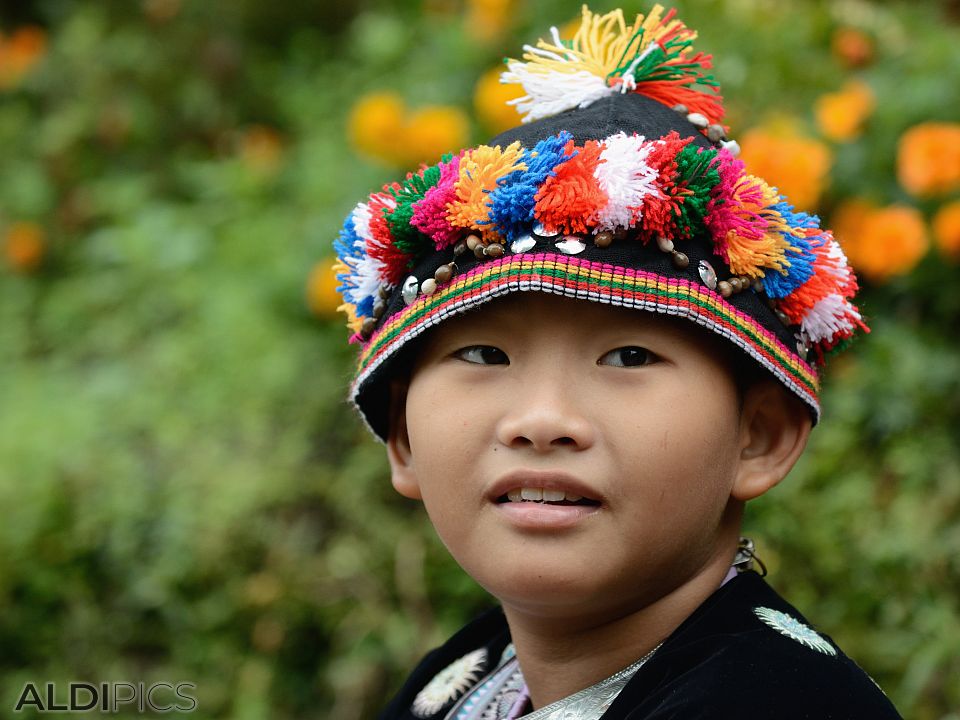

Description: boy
[331,6,903,718]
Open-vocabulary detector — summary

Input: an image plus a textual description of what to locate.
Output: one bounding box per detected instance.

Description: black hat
[332,6,866,442]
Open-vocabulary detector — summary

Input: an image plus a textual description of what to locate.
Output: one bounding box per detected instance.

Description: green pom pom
[386,165,442,256]
[674,145,719,239]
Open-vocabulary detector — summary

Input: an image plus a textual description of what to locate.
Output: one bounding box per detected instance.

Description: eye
[599,346,657,368]
[454,345,509,365]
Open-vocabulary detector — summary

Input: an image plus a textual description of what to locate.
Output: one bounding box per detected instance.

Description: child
[331,6,903,718]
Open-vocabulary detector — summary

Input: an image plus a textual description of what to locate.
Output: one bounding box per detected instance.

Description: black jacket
[379,571,902,719]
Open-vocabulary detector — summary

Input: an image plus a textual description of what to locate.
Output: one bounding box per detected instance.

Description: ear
[732,379,812,502]
[385,378,423,500]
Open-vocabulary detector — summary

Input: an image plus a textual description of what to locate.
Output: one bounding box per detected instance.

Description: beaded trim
[349,252,820,421]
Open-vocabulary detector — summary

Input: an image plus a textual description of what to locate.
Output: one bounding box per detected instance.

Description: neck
[500,550,735,710]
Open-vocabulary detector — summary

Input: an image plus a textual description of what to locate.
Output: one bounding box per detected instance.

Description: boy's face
[387,292,796,619]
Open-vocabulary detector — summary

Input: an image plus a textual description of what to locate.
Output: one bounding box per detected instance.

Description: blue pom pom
[484,132,576,239]
[762,202,822,298]
[333,215,361,291]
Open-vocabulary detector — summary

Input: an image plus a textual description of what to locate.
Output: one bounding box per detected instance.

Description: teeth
[505,488,589,503]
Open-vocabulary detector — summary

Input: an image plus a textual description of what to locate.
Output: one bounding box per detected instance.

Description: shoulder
[378,604,511,720]
[613,572,902,719]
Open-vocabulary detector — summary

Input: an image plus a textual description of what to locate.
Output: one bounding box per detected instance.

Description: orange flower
[739,123,832,210]
[239,124,284,174]
[831,198,875,250]
[402,105,470,166]
[349,92,469,167]
[0,26,48,89]
[306,260,343,318]
[348,91,407,165]
[831,27,874,69]
[467,0,516,42]
[898,122,960,197]
[815,80,875,143]
[838,204,928,282]
[474,66,525,135]
[933,200,960,259]
[4,221,46,273]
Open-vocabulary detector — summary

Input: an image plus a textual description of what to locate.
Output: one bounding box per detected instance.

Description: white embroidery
[412,648,488,718]
[754,606,837,656]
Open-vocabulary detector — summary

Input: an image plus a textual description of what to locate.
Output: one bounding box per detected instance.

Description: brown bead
[372,298,386,318]
[465,234,481,251]
[453,241,467,256]
[718,280,732,298]
[474,244,487,259]
[766,296,778,309]
[672,251,689,269]
[728,277,741,293]
[593,231,614,248]
[775,309,790,325]
[752,278,763,293]
[434,263,453,283]
[377,285,389,299]
[707,124,726,143]
[672,104,688,115]
[613,227,629,240]
[486,243,504,258]
[361,317,377,338]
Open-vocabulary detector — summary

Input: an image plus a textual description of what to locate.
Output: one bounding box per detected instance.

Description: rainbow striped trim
[350,253,821,421]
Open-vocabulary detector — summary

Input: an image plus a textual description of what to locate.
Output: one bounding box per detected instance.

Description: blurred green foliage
[1,1,958,718]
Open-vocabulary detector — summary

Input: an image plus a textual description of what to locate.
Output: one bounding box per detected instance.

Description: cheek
[611,381,740,509]
[403,372,490,530]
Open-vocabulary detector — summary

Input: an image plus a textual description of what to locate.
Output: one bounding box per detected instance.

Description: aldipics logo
[13,682,197,713]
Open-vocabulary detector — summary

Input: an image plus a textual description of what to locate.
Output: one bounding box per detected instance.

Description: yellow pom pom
[448,141,526,238]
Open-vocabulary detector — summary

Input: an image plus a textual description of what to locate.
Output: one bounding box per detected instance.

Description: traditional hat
[332,5,867,442]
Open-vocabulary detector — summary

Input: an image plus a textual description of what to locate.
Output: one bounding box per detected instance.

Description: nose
[494,361,597,452]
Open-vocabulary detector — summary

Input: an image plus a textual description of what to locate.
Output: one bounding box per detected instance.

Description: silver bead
[510,234,536,253]
[554,236,586,255]
[532,222,558,238]
[671,104,688,114]
[401,274,419,305]
[721,139,741,157]
[687,112,709,128]
[698,260,718,290]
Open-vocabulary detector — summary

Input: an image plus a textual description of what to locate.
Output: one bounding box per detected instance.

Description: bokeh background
[1,0,959,718]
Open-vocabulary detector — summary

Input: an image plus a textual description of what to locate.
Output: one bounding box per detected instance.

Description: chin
[467,558,623,615]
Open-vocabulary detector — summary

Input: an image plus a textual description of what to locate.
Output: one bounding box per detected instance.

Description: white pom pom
[502,61,614,123]
[802,293,861,344]
[591,132,658,231]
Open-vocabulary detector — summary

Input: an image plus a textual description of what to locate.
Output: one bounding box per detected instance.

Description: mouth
[495,488,602,507]
[488,471,604,529]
